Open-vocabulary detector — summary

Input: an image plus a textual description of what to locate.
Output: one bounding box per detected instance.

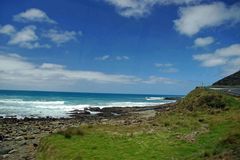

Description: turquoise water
[0,90,181,118]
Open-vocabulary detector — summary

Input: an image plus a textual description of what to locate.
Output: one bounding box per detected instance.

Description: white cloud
[43,29,81,45]
[116,56,129,60]
[104,0,201,18]
[0,24,16,35]
[13,8,56,24]
[40,63,65,70]
[9,26,38,44]
[193,44,240,75]
[155,63,173,67]
[0,53,141,87]
[95,55,130,61]
[7,25,50,49]
[174,2,240,36]
[155,63,178,73]
[143,76,177,84]
[194,36,214,47]
[19,42,51,49]
[0,53,178,89]
[95,55,110,61]
[159,68,178,73]
[0,24,80,49]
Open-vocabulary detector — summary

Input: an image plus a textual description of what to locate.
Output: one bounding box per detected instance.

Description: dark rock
[8,149,17,154]
[33,143,38,147]
[20,141,27,146]
[1,154,10,159]
[15,136,24,141]
[5,137,13,141]
[88,107,101,112]
[97,112,113,117]
[24,135,35,140]
[164,97,182,100]
[0,134,4,141]
[0,148,12,155]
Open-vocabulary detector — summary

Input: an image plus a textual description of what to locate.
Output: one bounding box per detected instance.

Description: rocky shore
[0,103,175,160]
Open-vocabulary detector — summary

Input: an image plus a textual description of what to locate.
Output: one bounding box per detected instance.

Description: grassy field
[37,88,240,160]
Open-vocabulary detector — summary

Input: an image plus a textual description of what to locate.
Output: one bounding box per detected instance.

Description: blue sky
[0,0,239,94]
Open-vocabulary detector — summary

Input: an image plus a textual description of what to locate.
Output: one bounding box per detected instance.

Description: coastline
[0,102,175,160]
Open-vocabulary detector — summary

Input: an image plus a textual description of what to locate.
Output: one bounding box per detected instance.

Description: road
[209,87,240,96]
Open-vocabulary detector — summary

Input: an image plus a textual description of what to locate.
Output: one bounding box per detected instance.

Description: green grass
[37,89,240,160]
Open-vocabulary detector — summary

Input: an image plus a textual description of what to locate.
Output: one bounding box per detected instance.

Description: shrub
[212,133,240,159]
[58,127,84,139]
[177,88,227,111]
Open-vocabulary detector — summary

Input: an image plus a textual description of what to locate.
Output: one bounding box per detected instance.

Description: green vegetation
[37,88,240,160]
[177,87,240,111]
[57,127,84,139]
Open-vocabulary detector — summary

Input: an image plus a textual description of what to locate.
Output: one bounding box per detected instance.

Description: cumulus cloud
[7,25,50,49]
[193,44,240,75]
[155,63,178,73]
[8,26,38,44]
[0,9,82,49]
[174,2,240,36]
[13,8,56,23]
[0,25,80,48]
[43,29,81,45]
[104,0,201,18]
[0,53,177,89]
[0,24,16,35]
[194,36,214,47]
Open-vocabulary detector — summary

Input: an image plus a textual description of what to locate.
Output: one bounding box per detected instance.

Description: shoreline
[0,102,176,160]
[0,102,176,120]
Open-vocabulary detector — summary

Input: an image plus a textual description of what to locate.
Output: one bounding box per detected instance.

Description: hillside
[213,70,240,86]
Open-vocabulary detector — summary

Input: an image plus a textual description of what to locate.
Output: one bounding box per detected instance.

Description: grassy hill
[37,88,240,160]
[177,87,239,111]
[213,70,240,86]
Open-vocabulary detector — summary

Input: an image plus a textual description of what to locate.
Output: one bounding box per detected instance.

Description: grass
[37,88,240,160]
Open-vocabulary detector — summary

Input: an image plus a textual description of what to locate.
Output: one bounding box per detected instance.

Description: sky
[0,0,239,95]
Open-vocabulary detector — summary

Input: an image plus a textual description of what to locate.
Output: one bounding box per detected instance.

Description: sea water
[0,90,182,118]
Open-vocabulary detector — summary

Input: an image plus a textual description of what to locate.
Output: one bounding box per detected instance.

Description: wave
[0,98,173,118]
[0,99,65,105]
[103,101,165,107]
[34,102,165,111]
[0,99,167,108]
[145,97,165,101]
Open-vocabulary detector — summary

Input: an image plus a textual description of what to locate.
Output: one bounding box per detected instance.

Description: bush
[58,127,84,139]
[177,88,227,111]
[211,133,240,159]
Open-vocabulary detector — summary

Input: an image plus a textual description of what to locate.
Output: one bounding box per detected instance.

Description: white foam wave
[145,97,165,101]
[34,102,164,111]
[0,99,173,118]
[35,104,90,111]
[0,99,65,105]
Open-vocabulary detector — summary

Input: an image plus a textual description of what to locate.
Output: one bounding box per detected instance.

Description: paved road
[209,87,240,96]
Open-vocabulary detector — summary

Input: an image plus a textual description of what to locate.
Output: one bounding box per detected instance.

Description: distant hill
[213,70,240,86]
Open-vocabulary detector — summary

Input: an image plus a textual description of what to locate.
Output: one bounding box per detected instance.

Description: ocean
[0,90,182,118]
